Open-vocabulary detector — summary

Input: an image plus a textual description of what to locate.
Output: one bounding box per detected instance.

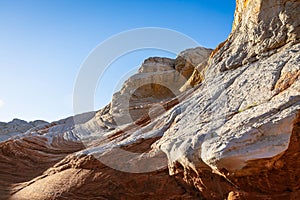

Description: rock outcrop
[111,47,212,124]
[0,119,49,142]
[211,0,300,71]
[0,0,299,199]
[159,42,300,199]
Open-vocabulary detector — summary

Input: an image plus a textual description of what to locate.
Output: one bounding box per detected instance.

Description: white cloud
[0,99,4,108]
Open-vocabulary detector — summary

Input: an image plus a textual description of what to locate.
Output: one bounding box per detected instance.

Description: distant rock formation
[0,0,299,199]
[0,119,49,141]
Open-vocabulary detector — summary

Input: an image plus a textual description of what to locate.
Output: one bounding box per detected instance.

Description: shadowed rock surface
[0,119,49,142]
[0,0,299,199]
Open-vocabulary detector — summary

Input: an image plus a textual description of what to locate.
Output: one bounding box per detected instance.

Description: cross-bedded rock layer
[0,0,299,199]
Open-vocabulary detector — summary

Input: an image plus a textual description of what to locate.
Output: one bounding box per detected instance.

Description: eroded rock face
[159,42,300,199]
[111,47,212,124]
[211,0,300,71]
[0,0,299,199]
[157,0,300,199]
[0,119,49,142]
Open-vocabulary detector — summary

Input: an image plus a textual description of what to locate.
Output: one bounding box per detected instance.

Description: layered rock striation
[211,0,300,71]
[111,47,212,124]
[0,0,299,199]
[0,119,49,142]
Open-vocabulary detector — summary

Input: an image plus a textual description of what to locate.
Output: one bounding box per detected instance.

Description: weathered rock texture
[0,119,49,142]
[211,0,300,71]
[111,47,212,124]
[0,0,299,200]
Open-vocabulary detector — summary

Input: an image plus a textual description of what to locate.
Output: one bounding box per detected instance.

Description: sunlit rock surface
[111,47,212,124]
[0,0,299,199]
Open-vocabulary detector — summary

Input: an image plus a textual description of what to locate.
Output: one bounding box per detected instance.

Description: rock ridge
[0,0,299,199]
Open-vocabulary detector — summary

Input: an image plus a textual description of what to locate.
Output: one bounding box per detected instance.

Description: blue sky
[0,0,235,122]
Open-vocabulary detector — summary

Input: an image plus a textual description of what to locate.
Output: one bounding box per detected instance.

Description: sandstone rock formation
[0,119,49,142]
[0,0,299,199]
[111,47,212,124]
[211,0,300,71]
